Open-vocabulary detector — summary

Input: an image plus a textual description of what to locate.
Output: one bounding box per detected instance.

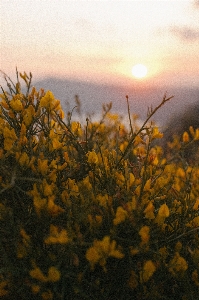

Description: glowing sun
[132,64,148,79]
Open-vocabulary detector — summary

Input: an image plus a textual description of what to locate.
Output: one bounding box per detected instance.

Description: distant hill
[33,78,199,128]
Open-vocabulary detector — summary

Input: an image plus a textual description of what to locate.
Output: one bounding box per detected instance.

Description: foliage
[162,103,199,163]
[0,71,199,300]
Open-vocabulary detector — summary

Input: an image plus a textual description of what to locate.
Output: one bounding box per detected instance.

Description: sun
[132,64,148,79]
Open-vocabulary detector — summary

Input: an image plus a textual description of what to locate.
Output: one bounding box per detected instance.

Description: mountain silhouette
[33,77,199,128]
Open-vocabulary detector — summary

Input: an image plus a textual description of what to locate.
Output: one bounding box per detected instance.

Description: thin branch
[166,227,199,243]
[116,94,174,166]
[126,95,133,136]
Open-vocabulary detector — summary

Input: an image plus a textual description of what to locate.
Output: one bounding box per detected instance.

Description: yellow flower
[85,247,101,269]
[98,236,110,254]
[43,179,54,196]
[20,71,28,83]
[18,123,28,146]
[0,280,9,297]
[44,224,69,244]
[140,260,156,282]
[113,206,127,226]
[37,159,49,175]
[97,194,109,207]
[175,241,182,252]
[131,196,137,210]
[128,173,135,188]
[95,215,102,225]
[79,175,92,193]
[29,183,47,215]
[159,247,168,260]
[86,236,124,269]
[4,139,13,150]
[189,126,195,137]
[87,151,98,164]
[3,127,17,150]
[47,267,61,282]
[18,152,29,167]
[10,95,23,111]
[34,197,47,214]
[192,270,199,286]
[158,203,170,218]
[49,129,62,150]
[100,237,124,260]
[23,105,35,126]
[168,252,188,275]
[67,178,79,196]
[155,203,170,226]
[41,290,53,300]
[0,98,10,110]
[48,170,57,182]
[134,135,145,146]
[52,138,62,150]
[194,128,199,140]
[130,247,139,256]
[115,171,125,186]
[176,167,185,179]
[183,131,189,143]
[128,270,138,289]
[39,91,56,111]
[47,195,65,216]
[29,267,48,282]
[152,156,159,165]
[193,198,199,210]
[144,179,151,192]
[152,127,163,139]
[59,109,65,119]
[31,284,40,294]
[107,112,119,121]
[139,226,150,244]
[71,121,82,136]
[20,228,31,245]
[192,216,199,227]
[144,201,155,219]
[119,141,128,152]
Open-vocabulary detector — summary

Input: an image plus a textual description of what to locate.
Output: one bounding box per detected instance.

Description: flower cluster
[0,71,199,299]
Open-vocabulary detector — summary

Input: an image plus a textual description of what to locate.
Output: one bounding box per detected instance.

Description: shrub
[162,103,199,162]
[0,71,199,299]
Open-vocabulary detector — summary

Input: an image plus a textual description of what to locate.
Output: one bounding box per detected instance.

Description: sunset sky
[1,0,199,88]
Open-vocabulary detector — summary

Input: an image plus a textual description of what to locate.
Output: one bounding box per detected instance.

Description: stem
[126,95,133,136]
[166,227,199,243]
[116,94,174,166]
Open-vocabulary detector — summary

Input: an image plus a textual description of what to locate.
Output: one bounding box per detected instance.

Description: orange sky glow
[0,0,199,89]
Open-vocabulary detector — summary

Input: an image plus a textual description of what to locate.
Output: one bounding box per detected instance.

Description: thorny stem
[166,227,199,243]
[126,95,133,136]
[87,102,112,142]
[54,111,86,156]
[116,94,174,166]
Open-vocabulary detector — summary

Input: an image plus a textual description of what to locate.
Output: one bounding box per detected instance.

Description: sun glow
[132,64,148,79]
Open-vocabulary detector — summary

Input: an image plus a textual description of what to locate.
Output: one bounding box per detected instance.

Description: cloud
[170,26,199,42]
[193,0,199,9]
[74,18,94,32]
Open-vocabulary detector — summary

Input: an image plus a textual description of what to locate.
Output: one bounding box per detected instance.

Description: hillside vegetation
[0,71,199,300]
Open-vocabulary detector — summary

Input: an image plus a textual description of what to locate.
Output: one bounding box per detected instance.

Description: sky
[0,0,199,89]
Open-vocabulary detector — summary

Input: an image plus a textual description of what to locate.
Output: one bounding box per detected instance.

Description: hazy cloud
[74,18,94,32]
[193,0,199,9]
[171,26,199,42]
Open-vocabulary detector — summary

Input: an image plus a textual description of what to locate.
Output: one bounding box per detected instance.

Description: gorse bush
[162,104,199,163]
[0,71,199,300]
